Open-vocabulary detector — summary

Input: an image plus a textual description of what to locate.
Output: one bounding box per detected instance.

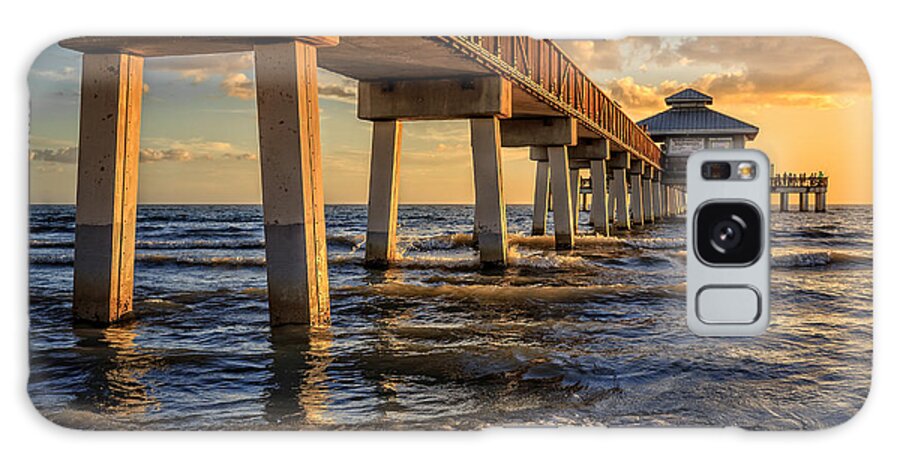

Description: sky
[28,37,872,205]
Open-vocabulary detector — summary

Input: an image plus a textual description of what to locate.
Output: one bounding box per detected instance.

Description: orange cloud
[221,73,255,100]
[561,37,870,112]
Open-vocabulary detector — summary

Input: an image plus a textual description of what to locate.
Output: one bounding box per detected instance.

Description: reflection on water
[265,327,334,427]
[34,322,161,428]
[29,205,872,430]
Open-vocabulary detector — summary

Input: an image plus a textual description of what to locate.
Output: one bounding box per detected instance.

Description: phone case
[28,36,872,430]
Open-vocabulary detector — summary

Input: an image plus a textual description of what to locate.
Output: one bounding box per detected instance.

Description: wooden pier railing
[771,175,829,190]
[436,36,662,169]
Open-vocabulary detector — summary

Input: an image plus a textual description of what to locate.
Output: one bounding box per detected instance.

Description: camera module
[694,202,762,265]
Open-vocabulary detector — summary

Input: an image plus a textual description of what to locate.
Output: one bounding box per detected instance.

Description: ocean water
[28,204,872,430]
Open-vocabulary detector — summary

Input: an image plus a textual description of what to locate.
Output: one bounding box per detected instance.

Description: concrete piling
[799,192,810,212]
[569,169,581,234]
[642,167,654,224]
[589,159,609,235]
[531,157,550,235]
[470,117,509,267]
[73,53,144,324]
[654,172,663,220]
[365,120,403,267]
[815,192,827,212]
[629,161,645,227]
[609,152,631,230]
[548,146,574,250]
[254,40,331,326]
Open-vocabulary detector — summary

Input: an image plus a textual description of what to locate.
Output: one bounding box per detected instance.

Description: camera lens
[695,202,762,265]
[710,217,744,252]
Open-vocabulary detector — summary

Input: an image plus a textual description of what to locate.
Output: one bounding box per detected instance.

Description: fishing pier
[55,36,719,329]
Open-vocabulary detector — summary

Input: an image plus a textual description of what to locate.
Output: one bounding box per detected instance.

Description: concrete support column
[531,156,550,235]
[569,169,581,234]
[815,192,827,212]
[630,173,644,226]
[799,192,810,212]
[611,169,630,230]
[654,176,663,220]
[661,185,670,217]
[254,40,330,326]
[780,192,789,212]
[607,175,616,226]
[665,185,675,217]
[470,117,508,266]
[364,120,403,267]
[642,176,654,224]
[589,159,609,235]
[548,146,574,249]
[73,53,144,324]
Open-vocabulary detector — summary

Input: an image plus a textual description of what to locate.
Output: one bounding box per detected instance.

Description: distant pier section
[772,173,829,212]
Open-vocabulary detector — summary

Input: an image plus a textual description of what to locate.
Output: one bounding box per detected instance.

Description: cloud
[30,66,78,82]
[217,72,357,103]
[140,148,195,162]
[29,146,78,163]
[675,37,869,95]
[603,77,682,111]
[319,83,357,103]
[149,52,254,84]
[222,152,258,161]
[221,72,255,100]
[144,54,360,102]
[561,37,869,111]
[561,40,622,70]
[603,68,855,116]
[559,38,681,72]
[30,141,243,165]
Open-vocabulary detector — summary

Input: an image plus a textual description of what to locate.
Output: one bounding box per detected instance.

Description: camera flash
[737,162,756,180]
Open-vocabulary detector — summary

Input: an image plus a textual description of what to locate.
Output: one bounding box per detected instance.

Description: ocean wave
[344,281,682,304]
[29,235,364,251]
[327,234,365,249]
[662,248,870,269]
[30,239,75,248]
[621,237,685,250]
[401,233,473,251]
[30,246,869,271]
[138,255,266,267]
[397,233,626,252]
[772,250,871,268]
[138,239,263,250]
[510,250,596,270]
[29,254,266,267]
[382,247,596,272]
[772,250,832,267]
[30,254,73,265]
